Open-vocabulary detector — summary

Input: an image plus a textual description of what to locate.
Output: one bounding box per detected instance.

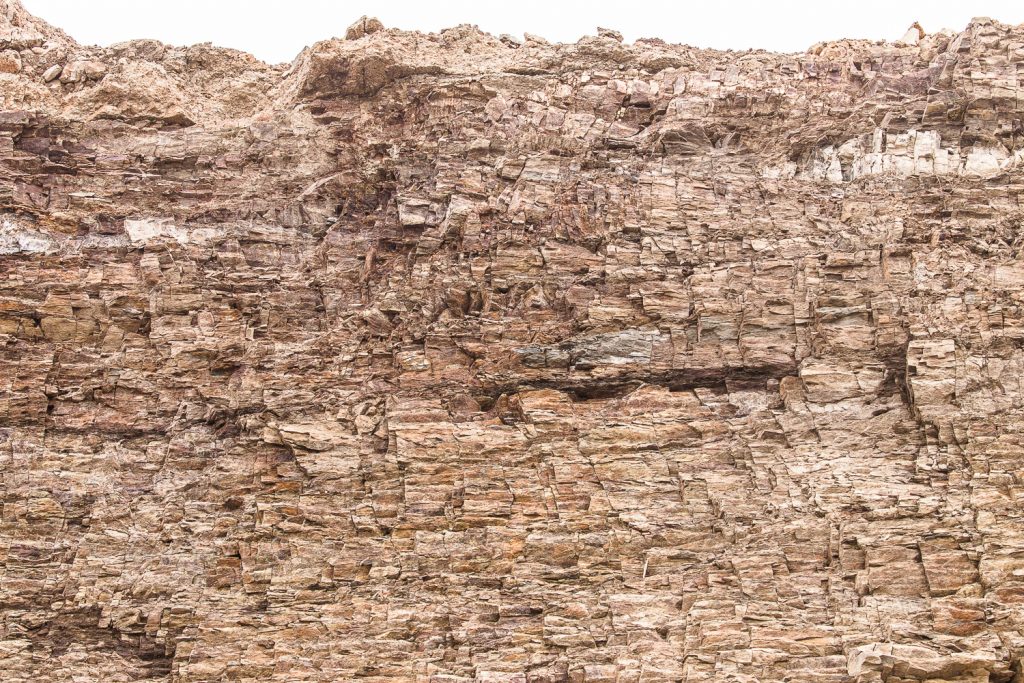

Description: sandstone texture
[2,2,1024,681]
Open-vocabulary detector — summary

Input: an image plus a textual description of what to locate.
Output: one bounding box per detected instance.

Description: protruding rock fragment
[597,26,623,42]
[900,21,925,44]
[41,62,60,81]
[59,59,106,83]
[0,24,41,49]
[345,15,384,40]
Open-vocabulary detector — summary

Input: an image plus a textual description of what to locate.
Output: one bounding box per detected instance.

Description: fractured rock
[0,2,1022,682]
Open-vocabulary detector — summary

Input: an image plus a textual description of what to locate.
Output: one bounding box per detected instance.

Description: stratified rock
[1,2,1023,682]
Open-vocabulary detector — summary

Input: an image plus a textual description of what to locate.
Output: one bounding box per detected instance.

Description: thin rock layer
[1,2,1024,681]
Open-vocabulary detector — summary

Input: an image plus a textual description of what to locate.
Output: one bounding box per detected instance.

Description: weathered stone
[0,48,20,72]
[40,62,60,81]
[58,58,106,83]
[345,15,385,40]
[597,27,623,42]
[0,1,1022,681]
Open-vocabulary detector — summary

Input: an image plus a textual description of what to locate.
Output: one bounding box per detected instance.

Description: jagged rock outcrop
[2,2,1024,681]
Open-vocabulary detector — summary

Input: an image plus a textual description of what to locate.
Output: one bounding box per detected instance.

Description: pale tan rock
[900,21,926,45]
[40,62,59,81]
[597,27,623,42]
[65,60,195,125]
[58,58,106,83]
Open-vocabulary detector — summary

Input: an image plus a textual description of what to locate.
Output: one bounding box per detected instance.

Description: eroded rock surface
[1,2,1024,680]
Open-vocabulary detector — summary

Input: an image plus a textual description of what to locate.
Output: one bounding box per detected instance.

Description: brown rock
[345,15,385,40]
[0,48,20,72]
[0,1,1022,682]
[58,58,106,83]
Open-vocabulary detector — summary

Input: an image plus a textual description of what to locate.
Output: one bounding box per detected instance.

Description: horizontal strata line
[492,361,802,401]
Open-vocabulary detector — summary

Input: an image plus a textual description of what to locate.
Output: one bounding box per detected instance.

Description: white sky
[22,0,1024,65]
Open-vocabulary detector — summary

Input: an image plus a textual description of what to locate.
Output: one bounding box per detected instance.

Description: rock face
[2,2,1024,681]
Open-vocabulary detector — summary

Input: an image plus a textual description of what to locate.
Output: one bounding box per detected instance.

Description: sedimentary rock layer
[1,1,1024,680]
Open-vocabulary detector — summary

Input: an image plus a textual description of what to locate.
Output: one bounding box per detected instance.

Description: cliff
[2,1,1024,681]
